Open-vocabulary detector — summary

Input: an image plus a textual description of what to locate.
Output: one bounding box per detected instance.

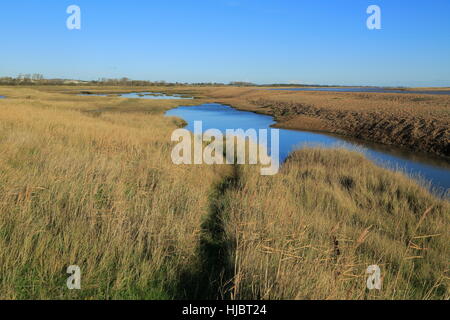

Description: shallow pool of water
[120,92,193,100]
[166,103,450,193]
[79,92,193,99]
[269,87,450,95]
[0,96,5,99]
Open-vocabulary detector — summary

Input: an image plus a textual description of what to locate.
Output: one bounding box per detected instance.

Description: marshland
[0,85,448,299]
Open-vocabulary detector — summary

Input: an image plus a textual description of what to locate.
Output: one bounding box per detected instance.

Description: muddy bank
[248,98,450,159]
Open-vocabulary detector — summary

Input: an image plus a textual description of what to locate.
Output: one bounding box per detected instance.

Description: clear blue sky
[1,0,449,86]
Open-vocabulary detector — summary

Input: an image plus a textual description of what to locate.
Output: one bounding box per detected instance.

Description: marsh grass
[0,87,225,299]
[222,148,449,299]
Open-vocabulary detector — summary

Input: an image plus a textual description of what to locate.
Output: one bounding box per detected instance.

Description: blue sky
[1,0,449,86]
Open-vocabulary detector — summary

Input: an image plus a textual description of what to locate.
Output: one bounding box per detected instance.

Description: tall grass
[222,148,449,299]
[0,87,225,299]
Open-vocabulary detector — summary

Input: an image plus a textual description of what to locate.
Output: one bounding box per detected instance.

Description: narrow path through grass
[173,165,240,300]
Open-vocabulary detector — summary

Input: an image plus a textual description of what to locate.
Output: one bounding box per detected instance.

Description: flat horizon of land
[2,76,450,89]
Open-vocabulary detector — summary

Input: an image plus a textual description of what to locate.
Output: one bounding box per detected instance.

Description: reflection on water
[0,96,5,99]
[269,87,450,95]
[79,92,193,99]
[166,103,450,194]
[120,92,193,100]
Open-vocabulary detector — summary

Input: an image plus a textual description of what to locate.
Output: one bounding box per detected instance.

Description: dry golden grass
[0,86,448,300]
[0,87,225,299]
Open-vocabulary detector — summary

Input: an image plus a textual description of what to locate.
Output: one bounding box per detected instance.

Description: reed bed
[223,148,449,299]
[0,87,225,299]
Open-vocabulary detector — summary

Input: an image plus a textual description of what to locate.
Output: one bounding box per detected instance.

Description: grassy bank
[0,86,448,299]
[223,148,449,299]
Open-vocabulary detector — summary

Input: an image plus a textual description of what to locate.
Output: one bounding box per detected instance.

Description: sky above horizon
[1,0,450,86]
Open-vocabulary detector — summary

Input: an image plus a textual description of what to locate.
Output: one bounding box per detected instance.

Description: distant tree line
[0,75,230,86]
[0,75,334,88]
[0,74,73,86]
